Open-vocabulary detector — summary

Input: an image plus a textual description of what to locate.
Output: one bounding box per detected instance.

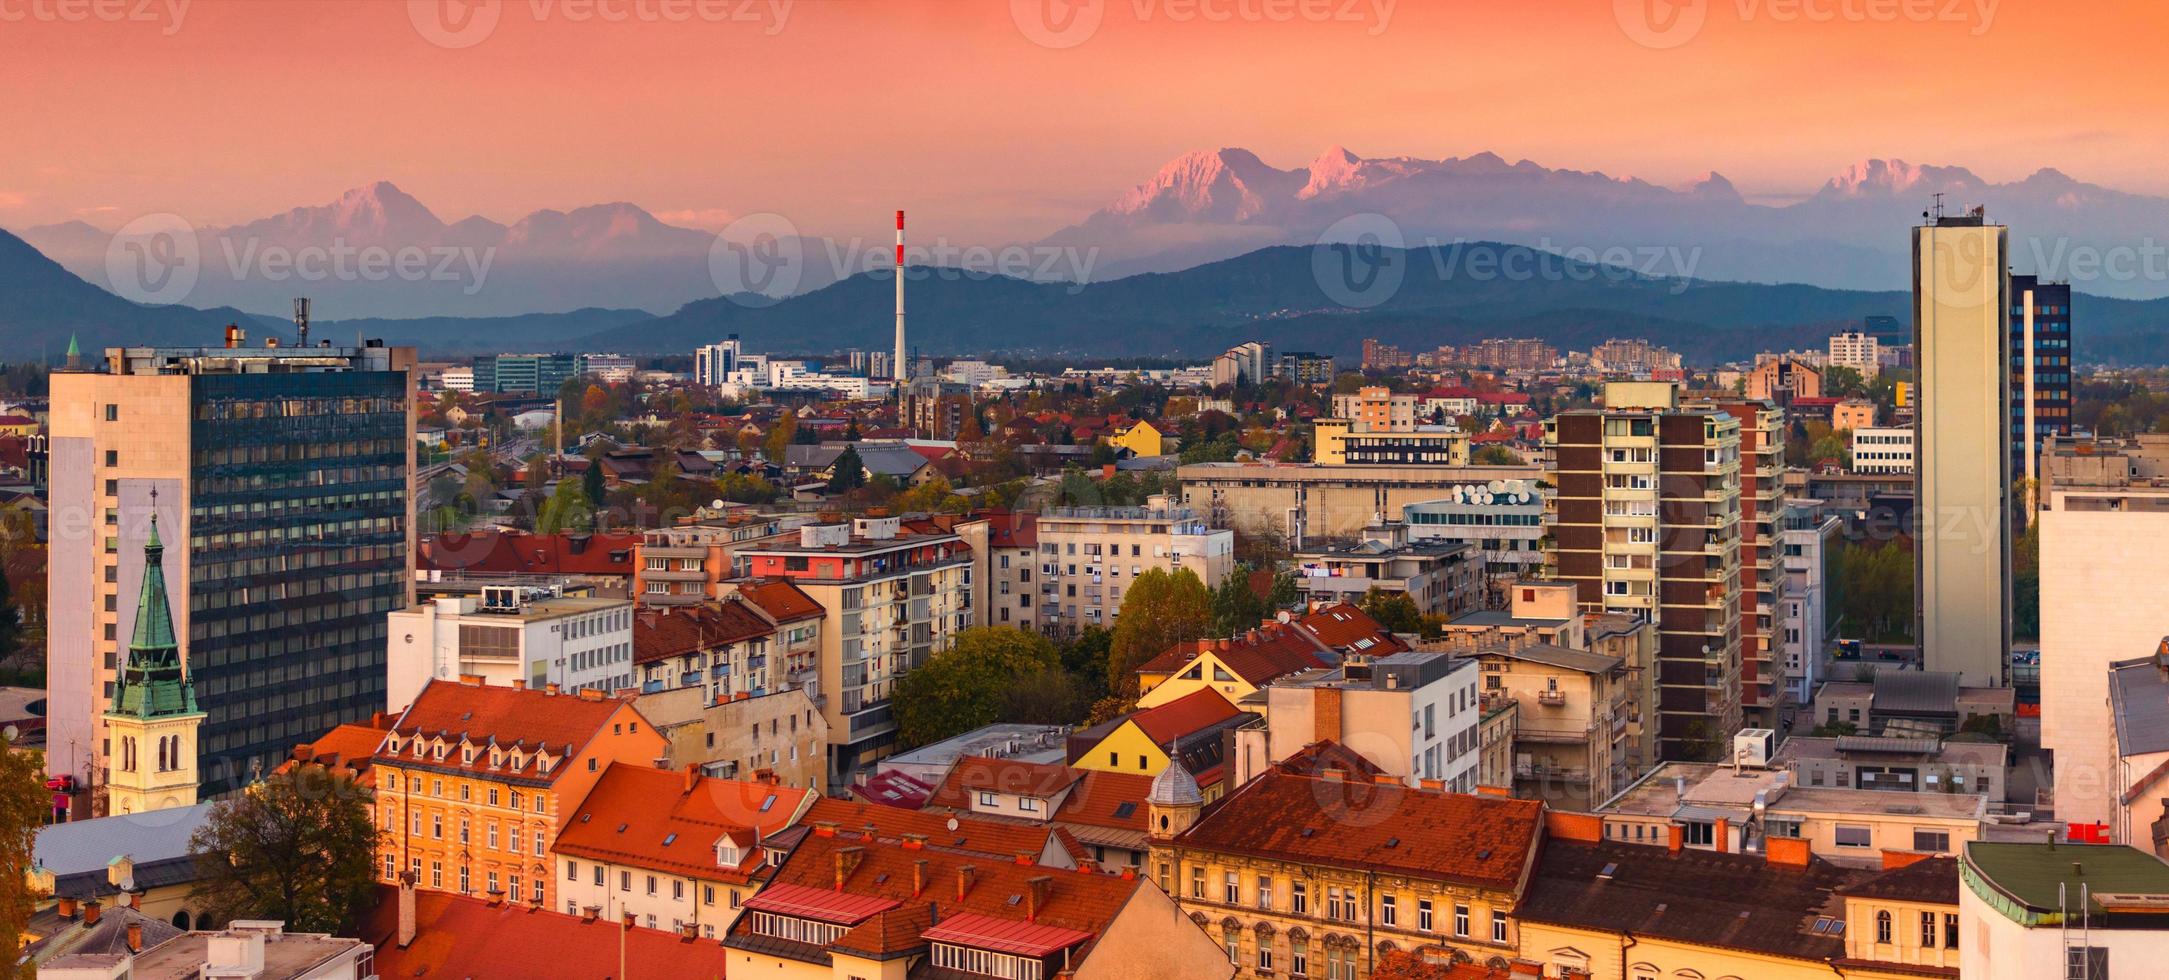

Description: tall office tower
[47,334,416,811]
[1546,381,1744,758]
[1690,398,1787,727]
[472,352,575,394]
[2008,275,2073,496]
[695,335,743,387]
[1913,212,2011,688]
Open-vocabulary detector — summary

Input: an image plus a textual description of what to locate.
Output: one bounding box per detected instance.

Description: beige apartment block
[1035,497,1232,633]
[1178,461,1542,541]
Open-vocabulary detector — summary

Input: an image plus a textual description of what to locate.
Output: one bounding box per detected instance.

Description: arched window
[1876,910,1893,944]
[120,737,135,773]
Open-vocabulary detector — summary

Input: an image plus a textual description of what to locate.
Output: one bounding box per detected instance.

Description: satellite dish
[711,499,726,510]
[1487,480,1506,494]
[945,817,960,832]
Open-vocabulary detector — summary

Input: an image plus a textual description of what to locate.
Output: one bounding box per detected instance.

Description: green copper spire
[65,334,79,358]
[109,515,198,719]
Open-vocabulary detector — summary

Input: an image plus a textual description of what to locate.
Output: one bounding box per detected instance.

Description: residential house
[551,764,816,938]
[1068,690,1248,799]
[632,685,828,790]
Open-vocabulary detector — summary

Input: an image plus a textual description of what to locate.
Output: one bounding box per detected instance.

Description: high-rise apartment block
[1826,330,1881,378]
[1462,338,1559,373]
[695,336,744,387]
[47,336,415,807]
[1035,498,1233,633]
[1913,212,2010,687]
[1545,381,1743,759]
[2007,274,2073,490]
[726,515,973,785]
[1691,398,1786,726]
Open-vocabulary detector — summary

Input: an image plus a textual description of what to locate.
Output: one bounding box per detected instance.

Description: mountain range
[1043,148,2169,299]
[13,182,837,320]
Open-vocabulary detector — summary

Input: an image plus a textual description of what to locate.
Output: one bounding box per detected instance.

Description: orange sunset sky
[1,0,2162,244]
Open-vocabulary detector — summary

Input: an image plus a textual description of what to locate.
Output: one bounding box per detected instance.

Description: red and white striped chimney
[893,210,906,383]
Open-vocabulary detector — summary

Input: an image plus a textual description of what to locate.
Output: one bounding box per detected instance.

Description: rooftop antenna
[292,297,311,348]
[1929,192,1946,222]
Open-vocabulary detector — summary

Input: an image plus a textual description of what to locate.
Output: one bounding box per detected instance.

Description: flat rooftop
[1603,763,1986,821]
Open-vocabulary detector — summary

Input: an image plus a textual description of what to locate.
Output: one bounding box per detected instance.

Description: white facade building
[1781,508,1840,705]
[438,367,474,392]
[1827,330,1882,378]
[386,589,634,710]
[695,337,744,387]
[1240,651,1483,793]
[1852,426,1915,475]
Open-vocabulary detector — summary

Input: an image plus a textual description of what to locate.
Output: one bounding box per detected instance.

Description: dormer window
[716,837,742,867]
[433,742,447,761]
[462,746,476,764]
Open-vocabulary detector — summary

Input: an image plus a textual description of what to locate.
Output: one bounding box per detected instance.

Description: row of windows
[1174,866,1506,941]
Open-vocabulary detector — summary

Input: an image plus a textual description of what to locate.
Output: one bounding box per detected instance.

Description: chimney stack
[82,901,100,926]
[956,865,978,902]
[894,210,907,382]
[398,872,419,948]
[912,859,929,898]
[126,922,143,953]
[1025,876,1052,922]
[833,846,865,890]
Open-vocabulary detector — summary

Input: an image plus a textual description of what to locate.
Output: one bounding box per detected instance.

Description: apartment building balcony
[1517,724,1595,744]
[1515,762,1592,784]
[644,567,708,582]
[1536,688,1568,707]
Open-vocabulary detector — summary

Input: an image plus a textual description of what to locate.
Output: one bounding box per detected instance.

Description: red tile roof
[731,830,1142,962]
[802,797,1081,864]
[277,720,391,788]
[1172,767,1544,891]
[732,579,825,624]
[363,887,733,979]
[553,764,812,885]
[850,770,936,810]
[384,679,641,785]
[1051,771,1155,833]
[1129,688,1243,746]
[1298,602,1410,654]
[419,530,641,577]
[927,757,1082,811]
[1137,626,1329,686]
[974,510,1038,550]
[632,602,775,666]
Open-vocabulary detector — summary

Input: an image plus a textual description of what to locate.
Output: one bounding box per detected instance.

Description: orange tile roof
[1051,771,1155,833]
[733,578,825,624]
[926,757,1082,810]
[363,887,733,979]
[1130,689,1243,746]
[384,679,639,786]
[554,764,812,885]
[1137,626,1329,685]
[632,602,774,666]
[801,797,1081,864]
[1298,602,1410,654]
[277,720,391,789]
[730,831,1142,962]
[1173,767,1544,892]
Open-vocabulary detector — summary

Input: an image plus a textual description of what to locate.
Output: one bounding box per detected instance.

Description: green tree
[828,445,866,493]
[0,573,21,662]
[1266,569,1301,611]
[189,767,381,934]
[1106,568,1212,697]
[537,481,594,534]
[1357,586,1423,633]
[1472,445,1523,466]
[1059,625,1115,704]
[1209,565,1268,635]
[582,460,607,511]
[893,627,1064,747]
[2012,522,2041,640]
[0,733,47,977]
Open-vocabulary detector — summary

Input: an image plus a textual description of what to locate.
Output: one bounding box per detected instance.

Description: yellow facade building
[1108,419,1166,458]
[373,678,669,911]
[1151,760,1545,978]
